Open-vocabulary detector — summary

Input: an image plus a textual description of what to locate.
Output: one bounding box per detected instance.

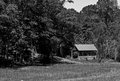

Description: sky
[64,0,120,12]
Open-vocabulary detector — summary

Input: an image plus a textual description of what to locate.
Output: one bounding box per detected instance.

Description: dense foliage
[78,0,120,61]
[0,0,120,66]
[0,0,78,65]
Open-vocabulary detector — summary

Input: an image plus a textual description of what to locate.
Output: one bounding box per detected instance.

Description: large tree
[0,0,77,65]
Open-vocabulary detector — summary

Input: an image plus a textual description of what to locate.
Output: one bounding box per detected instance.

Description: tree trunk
[60,44,63,57]
[115,48,118,61]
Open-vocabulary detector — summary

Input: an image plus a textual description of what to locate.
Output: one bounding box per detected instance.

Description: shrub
[73,52,78,58]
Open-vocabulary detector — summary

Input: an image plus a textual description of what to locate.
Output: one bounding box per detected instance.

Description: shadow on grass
[0,57,64,69]
[0,62,60,69]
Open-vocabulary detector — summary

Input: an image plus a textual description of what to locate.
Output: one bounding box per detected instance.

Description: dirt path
[53,56,83,64]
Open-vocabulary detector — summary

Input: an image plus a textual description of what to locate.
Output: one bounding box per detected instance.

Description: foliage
[0,0,77,65]
[0,0,120,65]
[78,0,120,61]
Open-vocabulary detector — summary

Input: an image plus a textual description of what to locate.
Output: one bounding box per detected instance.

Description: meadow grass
[0,63,120,81]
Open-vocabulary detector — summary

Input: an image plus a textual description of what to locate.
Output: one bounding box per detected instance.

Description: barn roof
[75,44,97,51]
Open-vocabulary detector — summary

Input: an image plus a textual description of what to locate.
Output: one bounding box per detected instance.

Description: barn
[72,44,98,60]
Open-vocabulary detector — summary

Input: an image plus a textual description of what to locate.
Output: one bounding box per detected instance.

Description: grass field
[1,63,120,81]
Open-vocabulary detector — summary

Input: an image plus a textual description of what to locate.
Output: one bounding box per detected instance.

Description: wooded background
[0,0,120,65]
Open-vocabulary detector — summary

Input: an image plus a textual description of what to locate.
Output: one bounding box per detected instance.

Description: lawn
[0,63,120,81]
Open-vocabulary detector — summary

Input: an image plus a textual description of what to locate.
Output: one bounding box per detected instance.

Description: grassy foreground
[0,63,120,81]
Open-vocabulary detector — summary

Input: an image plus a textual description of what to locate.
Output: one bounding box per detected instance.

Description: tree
[78,0,120,61]
[0,0,76,65]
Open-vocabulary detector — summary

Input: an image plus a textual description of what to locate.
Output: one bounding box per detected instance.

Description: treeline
[0,0,77,65]
[0,0,120,66]
[78,0,120,61]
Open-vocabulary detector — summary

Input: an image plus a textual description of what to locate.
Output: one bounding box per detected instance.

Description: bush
[73,52,78,58]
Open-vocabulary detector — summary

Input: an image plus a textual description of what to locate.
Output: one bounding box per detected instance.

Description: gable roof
[75,44,97,51]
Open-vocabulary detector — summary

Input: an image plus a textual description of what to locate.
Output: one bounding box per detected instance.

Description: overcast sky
[64,0,120,12]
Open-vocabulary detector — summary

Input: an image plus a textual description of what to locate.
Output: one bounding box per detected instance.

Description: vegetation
[1,64,120,81]
[0,0,120,66]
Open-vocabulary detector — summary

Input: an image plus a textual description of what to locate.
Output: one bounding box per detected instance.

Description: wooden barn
[72,44,98,60]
